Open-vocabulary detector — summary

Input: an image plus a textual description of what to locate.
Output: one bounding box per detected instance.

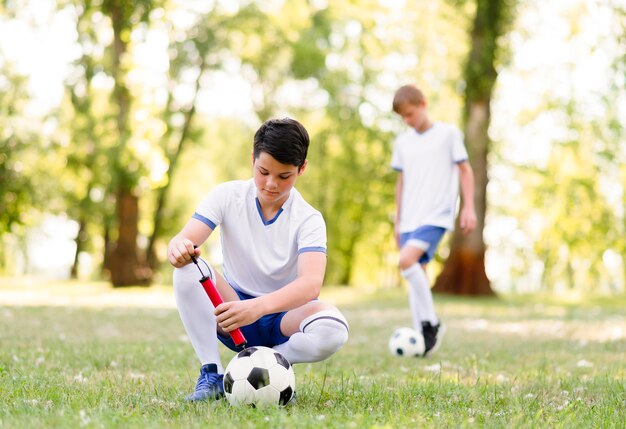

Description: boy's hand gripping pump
[190,248,247,349]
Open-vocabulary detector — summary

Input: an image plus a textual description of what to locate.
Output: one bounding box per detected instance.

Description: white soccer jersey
[192,179,326,296]
[390,121,468,232]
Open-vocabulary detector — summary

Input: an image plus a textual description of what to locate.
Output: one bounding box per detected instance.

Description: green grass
[1,281,625,428]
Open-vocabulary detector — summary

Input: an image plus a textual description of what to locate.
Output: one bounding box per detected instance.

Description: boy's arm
[167,218,214,267]
[394,172,403,247]
[256,251,326,314]
[214,252,326,331]
[458,161,477,235]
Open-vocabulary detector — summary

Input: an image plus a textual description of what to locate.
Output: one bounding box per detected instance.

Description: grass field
[1,279,625,428]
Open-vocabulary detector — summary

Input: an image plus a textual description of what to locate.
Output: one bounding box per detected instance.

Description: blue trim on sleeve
[392,167,402,172]
[255,198,283,226]
[192,213,217,229]
[455,158,468,164]
[298,246,327,254]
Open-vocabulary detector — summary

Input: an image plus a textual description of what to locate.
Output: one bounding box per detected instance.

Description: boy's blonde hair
[392,84,425,113]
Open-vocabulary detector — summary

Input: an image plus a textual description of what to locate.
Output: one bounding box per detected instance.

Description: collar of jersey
[255,197,284,226]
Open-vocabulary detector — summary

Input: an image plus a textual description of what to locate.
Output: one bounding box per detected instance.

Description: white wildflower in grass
[73,373,88,383]
[524,393,536,399]
[35,356,45,366]
[495,373,508,383]
[178,334,188,342]
[577,359,593,368]
[128,371,145,380]
[27,400,54,410]
[110,360,118,368]
[423,363,441,373]
[12,355,19,362]
[79,410,90,427]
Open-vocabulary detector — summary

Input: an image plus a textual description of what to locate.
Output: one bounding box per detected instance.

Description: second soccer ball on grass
[388,327,426,357]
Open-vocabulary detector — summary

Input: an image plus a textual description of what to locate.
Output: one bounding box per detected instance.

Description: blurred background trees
[0,0,624,295]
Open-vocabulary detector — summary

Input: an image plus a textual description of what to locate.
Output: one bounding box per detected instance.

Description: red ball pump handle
[190,252,247,349]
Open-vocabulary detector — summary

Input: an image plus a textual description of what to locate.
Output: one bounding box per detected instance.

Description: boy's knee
[398,257,413,271]
[303,312,349,359]
[398,249,423,271]
[322,320,349,355]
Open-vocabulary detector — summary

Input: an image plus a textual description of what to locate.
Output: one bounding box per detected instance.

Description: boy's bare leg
[399,245,438,328]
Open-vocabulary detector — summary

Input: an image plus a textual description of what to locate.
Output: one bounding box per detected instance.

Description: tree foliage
[1,0,625,293]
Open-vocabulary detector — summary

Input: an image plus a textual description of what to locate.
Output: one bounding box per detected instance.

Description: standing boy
[168,118,349,401]
[391,84,477,356]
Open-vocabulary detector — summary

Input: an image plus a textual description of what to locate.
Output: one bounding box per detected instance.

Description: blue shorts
[399,225,447,264]
[217,289,290,352]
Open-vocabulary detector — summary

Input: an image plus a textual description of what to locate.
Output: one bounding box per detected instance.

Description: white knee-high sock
[401,264,438,329]
[273,310,349,364]
[173,264,223,372]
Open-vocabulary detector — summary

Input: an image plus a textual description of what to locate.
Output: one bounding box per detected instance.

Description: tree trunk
[105,0,148,286]
[434,0,515,295]
[70,218,87,279]
[435,100,492,295]
[109,189,150,286]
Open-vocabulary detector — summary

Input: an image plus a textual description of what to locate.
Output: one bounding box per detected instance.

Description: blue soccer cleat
[185,363,225,402]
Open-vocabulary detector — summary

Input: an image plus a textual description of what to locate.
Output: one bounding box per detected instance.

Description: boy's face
[253,152,306,206]
[396,101,428,131]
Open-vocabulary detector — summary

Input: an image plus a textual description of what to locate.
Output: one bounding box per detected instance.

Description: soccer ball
[223,346,295,407]
[388,327,425,357]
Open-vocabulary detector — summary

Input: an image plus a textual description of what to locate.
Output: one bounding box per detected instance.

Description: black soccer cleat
[421,321,446,357]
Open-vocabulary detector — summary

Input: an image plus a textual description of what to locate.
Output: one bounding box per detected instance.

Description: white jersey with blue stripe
[192,179,326,296]
[391,121,468,232]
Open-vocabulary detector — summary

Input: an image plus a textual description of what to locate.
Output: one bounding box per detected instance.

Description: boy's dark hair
[392,84,426,113]
[253,118,309,169]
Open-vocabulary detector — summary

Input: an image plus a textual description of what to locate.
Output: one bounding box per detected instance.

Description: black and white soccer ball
[388,327,425,357]
[223,346,295,407]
